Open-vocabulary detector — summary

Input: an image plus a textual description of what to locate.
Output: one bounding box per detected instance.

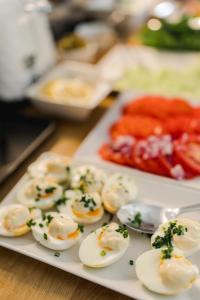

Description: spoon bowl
[117,201,200,234]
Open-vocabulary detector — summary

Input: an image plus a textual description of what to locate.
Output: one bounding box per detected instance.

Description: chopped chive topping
[129,260,134,266]
[152,221,187,260]
[39,223,44,228]
[45,186,57,194]
[46,215,54,225]
[102,222,108,227]
[100,250,106,256]
[78,224,84,233]
[28,207,36,212]
[42,213,46,221]
[27,219,36,227]
[36,185,42,192]
[116,224,129,238]
[55,196,68,206]
[80,195,97,211]
[66,166,71,173]
[43,233,48,240]
[35,197,40,202]
[130,212,142,228]
[161,246,173,260]
[152,221,187,250]
[54,252,60,257]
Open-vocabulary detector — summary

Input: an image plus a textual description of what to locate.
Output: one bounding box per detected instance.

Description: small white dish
[26,61,111,120]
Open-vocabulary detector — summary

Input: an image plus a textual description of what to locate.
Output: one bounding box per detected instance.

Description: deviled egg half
[102,173,138,214]
[57,189,104,224]
[32,212,83,250]
[151,218,200,257]
[17,178,63,210]
[0,204,41,237]
[28,153,70,184]
[70,165,106,193]
[136,248,199,295]
[79,222,130,268]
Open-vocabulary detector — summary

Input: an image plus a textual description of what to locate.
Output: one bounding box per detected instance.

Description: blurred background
[1,0,200,183]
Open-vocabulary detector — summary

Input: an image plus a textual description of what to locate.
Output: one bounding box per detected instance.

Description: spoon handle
[179,203,200,215]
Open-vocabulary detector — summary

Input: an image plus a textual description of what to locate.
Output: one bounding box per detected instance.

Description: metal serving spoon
[117,202,200,235]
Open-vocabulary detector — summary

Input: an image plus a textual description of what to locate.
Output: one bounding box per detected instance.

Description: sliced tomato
[166,116,200,138]
[142,157,169,176]
[99,144,135,167]
[123,95,170,119]
[123,95,193,119]
[173,136,200,175]
[168,98,193,117]
[110,115,166,139]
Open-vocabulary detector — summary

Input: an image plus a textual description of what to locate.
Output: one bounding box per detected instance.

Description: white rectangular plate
[1,153,200,300]
[75,91,200,189]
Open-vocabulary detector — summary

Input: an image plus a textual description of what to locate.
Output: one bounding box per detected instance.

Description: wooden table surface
[0,98,132,300]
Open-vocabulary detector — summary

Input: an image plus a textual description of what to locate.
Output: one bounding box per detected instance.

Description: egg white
[79,225,130,268]
[70,165,107,193]
[135,249,199,295]
[151,218,200,256]
[32,212,82,250]
[0,204,32,237]
[28,153,70,184]
[102,173,138,213]
[16,179,63,210]
[57,190,104,224]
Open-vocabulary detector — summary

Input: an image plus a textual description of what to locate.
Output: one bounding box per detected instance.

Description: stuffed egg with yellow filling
[57,189,104,224]
[102,173,138,214]
[32,212,83,250]
[0,204,41,237]
[136,248,199,295]
[70,165,106,193]
[79,222,130,268]
[151,218,200,257]
[17,178,63,210]
[28,153,70,184]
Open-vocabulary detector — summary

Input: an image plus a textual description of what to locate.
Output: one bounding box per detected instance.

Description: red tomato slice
[99,144,135,167]
[123,95,170,119]
[174,137,200,175]
[110,115,166,139]
[123,95,193,119]
[166,116,200,138]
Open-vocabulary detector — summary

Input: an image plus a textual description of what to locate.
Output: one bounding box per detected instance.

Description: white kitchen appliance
[0,0,57,101]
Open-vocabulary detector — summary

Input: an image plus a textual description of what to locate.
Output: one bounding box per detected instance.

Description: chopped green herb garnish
[66,166,71,173]
[43,233,48,240]
[28,207,36,212]
[100,250,106,256]
[78,224,84,233]
[35,197,40,202]
[46,215,54,225]
[130,212,142,228]
[161,246,173,260]
[116,224,129,238]
[55,196,68,206]
[26,219,36,228]
[129,260,134,266]
[39,223,44,228]
[54,252,60,257]
[102,222,108,227]
[80,195,96,211]
[36,185,42,192]
[152,221,187,250]
[45,186,56,194]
